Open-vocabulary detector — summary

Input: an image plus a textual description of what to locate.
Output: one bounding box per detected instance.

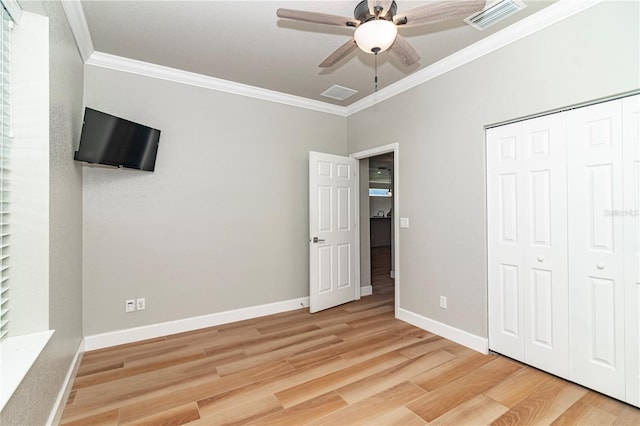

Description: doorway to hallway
[367,152,394,298]
[351,143,399,315]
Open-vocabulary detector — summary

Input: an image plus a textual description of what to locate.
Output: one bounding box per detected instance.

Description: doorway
[368,152,394,298]
[351,143,399,315]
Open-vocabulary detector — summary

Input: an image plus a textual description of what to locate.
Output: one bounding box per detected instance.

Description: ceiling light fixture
[353,17,398,92]
[354,19,398,54]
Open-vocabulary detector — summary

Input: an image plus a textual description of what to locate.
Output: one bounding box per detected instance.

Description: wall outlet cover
[136,298,146,310]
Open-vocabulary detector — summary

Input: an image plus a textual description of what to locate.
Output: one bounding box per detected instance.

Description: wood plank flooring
[61,246,640,425]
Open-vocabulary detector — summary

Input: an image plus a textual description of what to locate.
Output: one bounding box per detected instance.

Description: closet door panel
[522,113,569,378]
[487,123,525,361]
[568,99,625,400]
[623,95,640,407]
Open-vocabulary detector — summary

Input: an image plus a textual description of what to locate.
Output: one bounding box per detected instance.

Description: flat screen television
[74,108,161,171]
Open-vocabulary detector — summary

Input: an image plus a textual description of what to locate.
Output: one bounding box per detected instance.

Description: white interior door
[309,151,358,313]
[568,99,626,400]
[623,95,640,407]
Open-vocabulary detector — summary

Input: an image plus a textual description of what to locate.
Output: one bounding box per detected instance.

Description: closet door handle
[596,263,605,270]
[537,256,544,262]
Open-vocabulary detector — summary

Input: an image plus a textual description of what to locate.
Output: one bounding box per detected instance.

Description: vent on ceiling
[321,85,358,101]
[464,0,527,30]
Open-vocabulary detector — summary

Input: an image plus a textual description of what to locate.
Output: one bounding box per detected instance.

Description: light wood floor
[61,246,640,425]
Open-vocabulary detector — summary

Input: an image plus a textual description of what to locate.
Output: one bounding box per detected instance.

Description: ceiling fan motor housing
[354,0,397,23]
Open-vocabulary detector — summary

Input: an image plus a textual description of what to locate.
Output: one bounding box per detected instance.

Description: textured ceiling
[79,1,555,106]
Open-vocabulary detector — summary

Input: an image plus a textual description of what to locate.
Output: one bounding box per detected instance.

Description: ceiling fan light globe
[354,19,398,54]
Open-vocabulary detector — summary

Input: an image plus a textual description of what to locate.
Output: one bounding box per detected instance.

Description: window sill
[0,329,54,410]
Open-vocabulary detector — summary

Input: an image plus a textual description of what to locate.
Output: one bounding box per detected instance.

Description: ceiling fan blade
[389,35,420,67]
[368,0,394,18]
[367,0,376,16]
[277,8,359,27]
[377,0,395,17]
[394,0,487,27]
[319,39,358,68]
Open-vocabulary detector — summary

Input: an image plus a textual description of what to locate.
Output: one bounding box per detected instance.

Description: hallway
[371,245,393,297]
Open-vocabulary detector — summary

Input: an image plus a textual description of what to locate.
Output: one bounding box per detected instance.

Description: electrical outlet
[136,298,146,311]
[125,299,135,313]
[439,296,447,309]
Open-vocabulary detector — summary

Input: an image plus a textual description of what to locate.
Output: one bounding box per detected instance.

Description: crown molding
[345,0,605,116]
[1,0,22,23]
[87,52,349,117]
[60,0,94,62]
[70,0,602,117]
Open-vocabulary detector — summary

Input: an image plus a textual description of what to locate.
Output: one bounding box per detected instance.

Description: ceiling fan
[277,0,488,68]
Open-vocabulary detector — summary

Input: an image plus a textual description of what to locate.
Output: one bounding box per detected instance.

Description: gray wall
[82,67,347,336]
[0,1,84,425]
[347,1,640,338]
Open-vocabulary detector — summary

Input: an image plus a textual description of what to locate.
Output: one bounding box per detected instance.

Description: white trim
[1,0,21,24]
[354,157,361,301]
[392,146,400,316]
[0,329,54,410]
[350,143,396,159]
[84,297,310,351]
[351,143,400,316]
[60,0,94,62]
[86,52,349,117]
[361,285,373,297]
[345,0,604,116]
[398,308,489,354]
[47,340,84,426]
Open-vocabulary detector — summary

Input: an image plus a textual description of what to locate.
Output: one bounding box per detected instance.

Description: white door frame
[350,143,400,316]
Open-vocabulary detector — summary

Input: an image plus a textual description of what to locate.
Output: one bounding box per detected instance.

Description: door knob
[312,237,325,243]
[537,256,544,262]
[596,263,605,270]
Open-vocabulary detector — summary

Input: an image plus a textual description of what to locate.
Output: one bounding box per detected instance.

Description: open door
[309,151,359,313]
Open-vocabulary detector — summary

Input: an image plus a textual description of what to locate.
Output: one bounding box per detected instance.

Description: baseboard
[84,297,310,351]
[361,285,373,297]
[47,339,84,426]
[397,308,488,354]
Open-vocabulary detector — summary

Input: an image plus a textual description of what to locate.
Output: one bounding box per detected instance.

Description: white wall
[82,66,347,336]
[347,0,640,339]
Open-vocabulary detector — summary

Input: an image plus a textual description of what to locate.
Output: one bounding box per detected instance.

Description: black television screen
[74,108,161,171]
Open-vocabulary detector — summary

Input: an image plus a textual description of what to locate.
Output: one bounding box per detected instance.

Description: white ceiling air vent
[464,0,527,31]
[321,85,358,101]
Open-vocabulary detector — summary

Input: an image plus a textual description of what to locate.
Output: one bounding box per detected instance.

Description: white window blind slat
[0,4,11,341]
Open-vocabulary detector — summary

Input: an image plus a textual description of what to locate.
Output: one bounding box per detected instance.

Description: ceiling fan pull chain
[373,47,380,93]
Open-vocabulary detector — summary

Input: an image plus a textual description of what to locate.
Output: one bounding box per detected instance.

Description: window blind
[0,5,11,341]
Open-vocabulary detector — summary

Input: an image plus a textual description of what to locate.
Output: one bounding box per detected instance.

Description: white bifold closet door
[488,94,639,407]
[623,95,639,407]
[567,99,626,400]
[487,112,569,379]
